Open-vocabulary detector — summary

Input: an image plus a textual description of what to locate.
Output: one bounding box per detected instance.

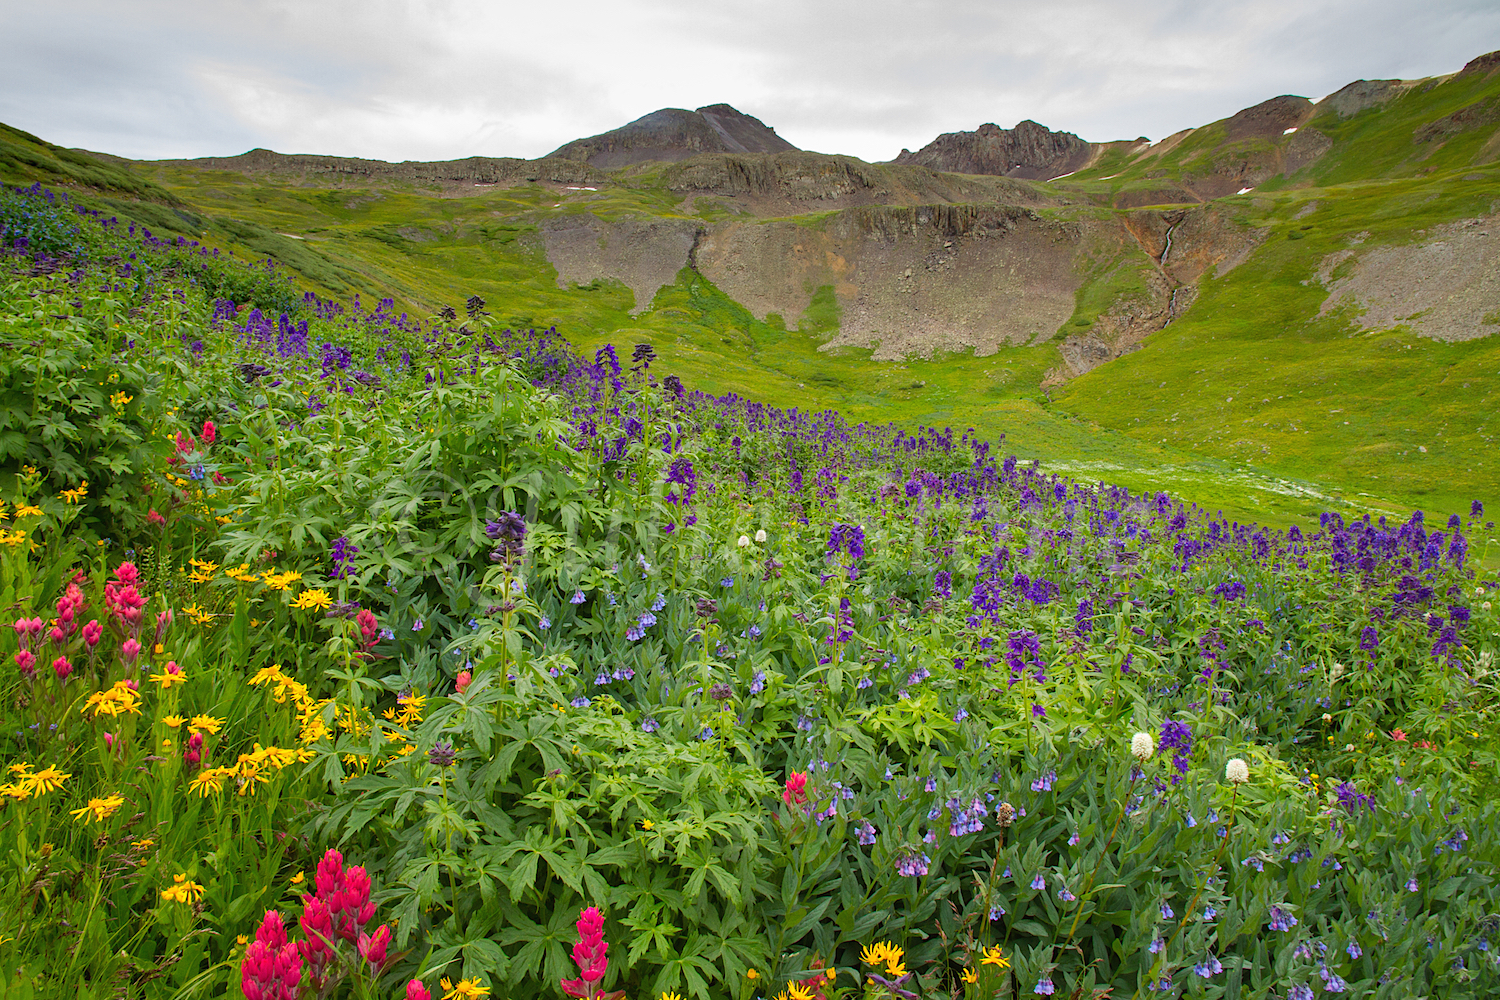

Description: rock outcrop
[892,120,1094,179]
[546,105,796,168]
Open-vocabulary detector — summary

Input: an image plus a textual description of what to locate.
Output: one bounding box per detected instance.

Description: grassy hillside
[2,58,1498,542]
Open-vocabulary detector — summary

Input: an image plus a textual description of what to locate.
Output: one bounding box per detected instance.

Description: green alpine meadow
[0,33,1497,1000]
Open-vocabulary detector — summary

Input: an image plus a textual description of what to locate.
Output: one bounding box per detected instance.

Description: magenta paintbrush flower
[560,906,620,1000]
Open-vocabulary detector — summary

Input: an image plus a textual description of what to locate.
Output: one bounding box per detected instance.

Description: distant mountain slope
[545,104,796,167]
[892,120,1094,179]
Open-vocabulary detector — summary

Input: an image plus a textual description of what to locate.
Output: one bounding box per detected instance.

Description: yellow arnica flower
[980,945,1010,969]
[290,871,305,885]
[660,993,684,1000]
[861,942,890,966]
[189,767,231,797]
[59,481,88,504]
[13,504,42,518]
[182,603,215,625]
[440,978,491,1000]
[788,982,813,1000]
[746,970,759,981]
[292,588,332,611]
[150,667,188,689]
[83,681,142,718]
[162,715,186,729]
[69,794,126,824]
[961,968,978,984]
[160,873,205,904]
[25,766,70,797]
[190,714,225,735]
[641,819,655,830]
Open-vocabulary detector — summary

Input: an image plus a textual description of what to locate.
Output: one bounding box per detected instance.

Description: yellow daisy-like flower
[181,603,215,625]
[189,768,230,797]
[150,668,188,689]
[860,942,889,966]
[440,978,491,999]
[0,782,29,801]
[162,715,186,728]
[788,982,813,1000]
[83,681,142,718]
[9,762,34,778]
[961,968,978,984]
[69,794,126,824]
[980,945,1010,969]
[0,528,28,548]
[289,871,305,885]
[160,873,205,904]
[660,993,684,1000]
[641,818,655,830]
[132,838,155,850]
[109,391,133,410]
[746,969,759,981]
[14,504,42,518]
[59,481,88,504]
[25,766,70,797]
[190,714,225,735]
[292,588,332,611]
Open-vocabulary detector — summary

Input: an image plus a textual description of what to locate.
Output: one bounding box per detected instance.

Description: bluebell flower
[571,589,587,604]
[641,717,659,733]
[1030,873,1046,890]
[1034,975,1054,995]
[750,671,766,693]
[855,820,877,845]
[1160,902,1174,920]
[538,615,550,630]
[412,618,424,631]
[570,696,590,707]
[989,904,1005,920]
[650,593,666,612]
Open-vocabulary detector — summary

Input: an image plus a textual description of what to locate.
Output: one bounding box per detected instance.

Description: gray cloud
[2,0,1498,163]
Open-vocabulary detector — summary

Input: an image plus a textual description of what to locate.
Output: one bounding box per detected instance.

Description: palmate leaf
[495,904,577,989]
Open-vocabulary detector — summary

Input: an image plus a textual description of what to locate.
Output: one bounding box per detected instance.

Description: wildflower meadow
[1,181,1498,1000]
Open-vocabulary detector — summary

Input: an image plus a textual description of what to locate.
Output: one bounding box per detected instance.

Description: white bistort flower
[1225,758,1250,785]
[737,534,751,549]
[754,529,767,543]
[1130,731,1154,762]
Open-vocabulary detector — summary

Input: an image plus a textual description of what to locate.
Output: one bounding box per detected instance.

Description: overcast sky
[4,0,1500,164]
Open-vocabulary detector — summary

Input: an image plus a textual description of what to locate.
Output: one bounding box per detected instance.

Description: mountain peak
[546,103,797,168]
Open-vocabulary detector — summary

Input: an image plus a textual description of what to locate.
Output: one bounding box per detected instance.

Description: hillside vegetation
[0,185,1497,1000]
[2,54,1497,534]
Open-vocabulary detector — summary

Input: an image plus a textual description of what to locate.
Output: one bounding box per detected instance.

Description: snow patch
[278,233,305,240]
[1283,127,1299,135]
[565,186,599,191]
[1237,187,1255,195]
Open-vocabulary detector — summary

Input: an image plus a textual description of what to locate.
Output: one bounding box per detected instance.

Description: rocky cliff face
[546,105,797,168]
[892,120,1094,179]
